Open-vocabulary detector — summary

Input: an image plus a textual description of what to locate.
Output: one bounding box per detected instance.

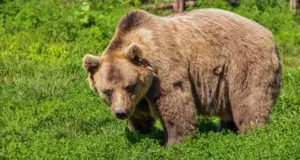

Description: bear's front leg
[129,117,154,134]
[158,85,197,145]
[128,98,155,134]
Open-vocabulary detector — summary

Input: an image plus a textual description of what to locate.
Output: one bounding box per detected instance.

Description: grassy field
[1,0,300,159]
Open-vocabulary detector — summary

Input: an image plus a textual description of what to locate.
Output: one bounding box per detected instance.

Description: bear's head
[83,43,154,120]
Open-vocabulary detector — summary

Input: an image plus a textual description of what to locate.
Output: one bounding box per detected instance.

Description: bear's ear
[124,43,143,63]
[83,54,100,74]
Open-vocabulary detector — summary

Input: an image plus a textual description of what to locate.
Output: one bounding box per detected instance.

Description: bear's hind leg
[228,55,280,133]
[230,94,273,133]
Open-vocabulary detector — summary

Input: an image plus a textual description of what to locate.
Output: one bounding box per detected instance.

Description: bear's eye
[125,83,137,93]
[102,89,113,97]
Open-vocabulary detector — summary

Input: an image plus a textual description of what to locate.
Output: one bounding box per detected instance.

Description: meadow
[1,0,300,159]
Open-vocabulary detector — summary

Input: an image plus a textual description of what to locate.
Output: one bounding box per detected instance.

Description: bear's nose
[115,109,127,120]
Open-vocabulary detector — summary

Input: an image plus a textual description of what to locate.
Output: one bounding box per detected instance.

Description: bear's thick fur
[83,9,282,145]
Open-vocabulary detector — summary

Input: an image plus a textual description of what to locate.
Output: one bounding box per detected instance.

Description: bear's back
[164,9,271,37]
[151,9,275,61]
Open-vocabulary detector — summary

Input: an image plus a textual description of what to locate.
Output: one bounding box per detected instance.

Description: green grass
[1,0,300,159]
[1,57,300,159]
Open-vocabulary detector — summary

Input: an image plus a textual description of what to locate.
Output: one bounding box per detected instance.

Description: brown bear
[83,9,282,145]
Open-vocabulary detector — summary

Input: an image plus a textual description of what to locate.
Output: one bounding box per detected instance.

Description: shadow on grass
[196,117,238,135]
[125,127,165,145]
[124,117,236,145]
[196,118,218,133]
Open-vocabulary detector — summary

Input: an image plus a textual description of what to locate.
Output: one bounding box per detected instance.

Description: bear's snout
[115,108,128,120]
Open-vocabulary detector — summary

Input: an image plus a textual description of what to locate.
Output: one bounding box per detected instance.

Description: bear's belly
[188,62,230,117]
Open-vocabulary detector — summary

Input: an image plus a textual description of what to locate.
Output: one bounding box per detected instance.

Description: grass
[1,0,300,159]
[1,57,300,159]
